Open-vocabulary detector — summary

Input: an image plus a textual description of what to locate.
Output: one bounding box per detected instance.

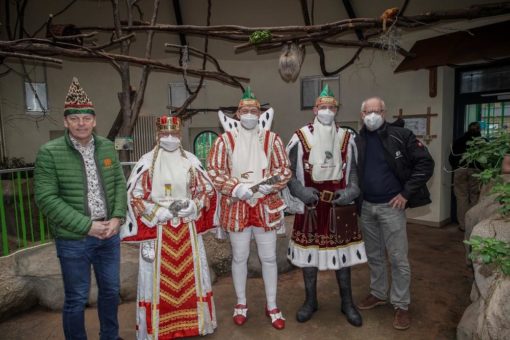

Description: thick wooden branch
[129,0,161,132]
[0,42,249,85]
[0,51,62,64]
[74,2,510,37]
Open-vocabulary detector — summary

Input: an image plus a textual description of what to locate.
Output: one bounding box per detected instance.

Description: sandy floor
[0,223,473,340]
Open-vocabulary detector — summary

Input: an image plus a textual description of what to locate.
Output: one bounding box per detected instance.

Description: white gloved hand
[177,199,197,219]
[258,184,273,195]
[233,183,254,201]
[156,207,173,223]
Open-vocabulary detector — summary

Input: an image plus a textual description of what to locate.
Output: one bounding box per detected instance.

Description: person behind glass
[355,97,434,331]
[285,84,366,327]
[449,122,482,232]
[120,115,217,339]
[34,77,127,340]
[207,88,291,330]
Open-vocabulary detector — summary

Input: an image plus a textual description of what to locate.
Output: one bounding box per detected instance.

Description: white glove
[233,184,254,201]
[177,200,197,219]
[156,207,173,224]
[258,184,273,195]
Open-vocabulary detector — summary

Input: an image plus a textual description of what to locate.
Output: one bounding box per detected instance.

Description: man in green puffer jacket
[34,77,127,340]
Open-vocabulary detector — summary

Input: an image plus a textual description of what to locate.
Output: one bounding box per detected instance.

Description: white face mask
[240,113,259,130]
[317,109,336,125]
[159,135,181,152]
[364,112,384,131]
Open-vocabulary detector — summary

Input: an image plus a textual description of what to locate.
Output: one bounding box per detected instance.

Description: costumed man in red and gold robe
[284,85,367,326]
[120,116,217,339]
[207,88,291,330]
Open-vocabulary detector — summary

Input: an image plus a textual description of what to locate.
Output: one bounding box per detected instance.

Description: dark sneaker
[393,308,411,330]
[357,294,387,310]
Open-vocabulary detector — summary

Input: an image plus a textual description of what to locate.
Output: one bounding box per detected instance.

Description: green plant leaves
[249,30,272,44]
[465,236,510,276]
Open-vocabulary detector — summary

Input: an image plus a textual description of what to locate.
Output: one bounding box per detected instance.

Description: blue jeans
[55,234,120,340]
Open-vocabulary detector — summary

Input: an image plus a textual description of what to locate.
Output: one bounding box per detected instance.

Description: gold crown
[315,96,338,107]
[156,115,181,132]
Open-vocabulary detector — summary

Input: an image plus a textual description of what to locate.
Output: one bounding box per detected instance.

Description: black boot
[296,267,318,322]
[336,267,363,327]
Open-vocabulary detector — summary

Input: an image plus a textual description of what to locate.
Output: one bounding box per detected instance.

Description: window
[193,131,218,167]
[168,82,205,110]
[300,76,340,110]
[25,82,48,113]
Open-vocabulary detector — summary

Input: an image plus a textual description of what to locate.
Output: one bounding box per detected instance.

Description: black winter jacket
[355,122,435,208]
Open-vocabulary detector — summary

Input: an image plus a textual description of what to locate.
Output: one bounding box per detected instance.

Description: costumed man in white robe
[207,88,291,330]
[284,85,367,326]
[120,115,217,339]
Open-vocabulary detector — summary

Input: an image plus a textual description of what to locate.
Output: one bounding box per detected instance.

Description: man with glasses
[35,77,127,340]
[207,88,291,330]
[355,97,434,330]
[285,85,366,327]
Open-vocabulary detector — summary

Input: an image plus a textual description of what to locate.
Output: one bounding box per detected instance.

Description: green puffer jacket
[34,131,127,239]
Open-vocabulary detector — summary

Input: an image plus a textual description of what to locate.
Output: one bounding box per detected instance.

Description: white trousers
[229,226,278,310]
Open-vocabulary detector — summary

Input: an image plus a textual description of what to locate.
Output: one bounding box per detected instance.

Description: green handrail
[0,178,8,256]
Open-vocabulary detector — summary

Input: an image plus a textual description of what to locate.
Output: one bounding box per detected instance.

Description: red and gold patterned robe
[120,148,216,339]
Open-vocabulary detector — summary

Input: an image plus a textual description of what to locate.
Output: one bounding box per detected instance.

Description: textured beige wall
[1,0,508,223]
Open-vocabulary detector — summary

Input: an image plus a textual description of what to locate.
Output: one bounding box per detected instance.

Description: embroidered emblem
[241,171,253,179]
[165,184,172,197]
[395,151,403,159]
[103,158,112,168]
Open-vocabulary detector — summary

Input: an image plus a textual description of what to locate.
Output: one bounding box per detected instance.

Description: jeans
[55,234,121,340]
[360,201,410,309]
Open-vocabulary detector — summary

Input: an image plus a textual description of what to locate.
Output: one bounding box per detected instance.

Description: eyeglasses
[239,109,260,115]
[362,110,384,115]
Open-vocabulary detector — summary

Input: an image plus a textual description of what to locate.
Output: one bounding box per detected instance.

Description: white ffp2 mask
[240,114,259,130]
[364,112,384,131]
[317,109,335,125]
[159,135,181,152]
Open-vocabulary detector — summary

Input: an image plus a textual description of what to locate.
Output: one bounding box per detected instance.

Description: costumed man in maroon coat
[284,85,367,326]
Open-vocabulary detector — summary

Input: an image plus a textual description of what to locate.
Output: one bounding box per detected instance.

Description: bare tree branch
[0,51,62,64]
[129,0,161,132]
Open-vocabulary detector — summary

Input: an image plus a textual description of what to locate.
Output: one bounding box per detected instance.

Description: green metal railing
[0,167,44,256]
[0,163,135,256]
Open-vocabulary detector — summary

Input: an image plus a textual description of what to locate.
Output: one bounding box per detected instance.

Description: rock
[458,211,510,339]
[0,255,37,321]
[0,241,139,320]
[457,298,479,340]
[483,278,510,340]
[203,232,232,277]
[119,243,139,302]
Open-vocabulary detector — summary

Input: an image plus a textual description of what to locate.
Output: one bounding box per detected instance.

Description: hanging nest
[278,42,305,83]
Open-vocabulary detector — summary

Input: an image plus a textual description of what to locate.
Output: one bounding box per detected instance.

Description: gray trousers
[360,201,410,310]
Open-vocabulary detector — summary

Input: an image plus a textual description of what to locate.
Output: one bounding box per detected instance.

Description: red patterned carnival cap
[64,77,95,116]
[156,115,181,132]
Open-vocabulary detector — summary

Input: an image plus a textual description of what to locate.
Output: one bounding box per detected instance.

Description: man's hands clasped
[87,217,123,239]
